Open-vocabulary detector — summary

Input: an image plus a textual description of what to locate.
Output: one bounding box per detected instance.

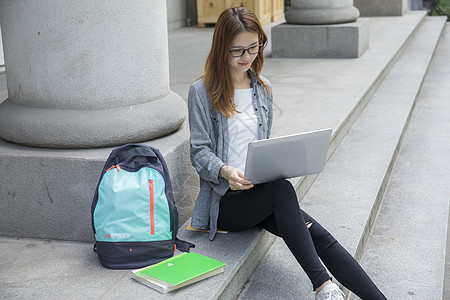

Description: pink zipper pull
[116,165,121,172]
[149,180,155,235]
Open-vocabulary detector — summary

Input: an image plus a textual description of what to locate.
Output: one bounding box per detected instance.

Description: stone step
[237,16,447,300]
[350,22,450,300]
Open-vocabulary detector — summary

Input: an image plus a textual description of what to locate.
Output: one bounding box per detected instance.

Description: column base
[285,7,360,25]
[0,91,186,148]
[271,18,370,58]
[354,0,407,16]
[0,123,198,242]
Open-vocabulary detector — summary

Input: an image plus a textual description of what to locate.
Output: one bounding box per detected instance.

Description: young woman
[187,7,387,300]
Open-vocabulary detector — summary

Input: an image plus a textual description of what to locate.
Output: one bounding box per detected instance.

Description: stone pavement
[1,12,450,300]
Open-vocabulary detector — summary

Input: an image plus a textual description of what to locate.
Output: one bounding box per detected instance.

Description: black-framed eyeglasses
[229,44,263,57]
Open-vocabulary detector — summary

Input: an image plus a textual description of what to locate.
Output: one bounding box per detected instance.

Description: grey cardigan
[187,70,273,240]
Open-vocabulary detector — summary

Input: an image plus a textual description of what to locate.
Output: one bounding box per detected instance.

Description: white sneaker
[315,282,345,300]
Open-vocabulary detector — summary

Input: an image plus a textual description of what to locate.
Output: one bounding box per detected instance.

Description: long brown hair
[203,7,269,118]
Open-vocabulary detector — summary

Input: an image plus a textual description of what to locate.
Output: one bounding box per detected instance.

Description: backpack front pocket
[94,167,172,242]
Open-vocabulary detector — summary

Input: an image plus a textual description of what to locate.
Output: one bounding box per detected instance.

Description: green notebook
[132,252,226,293]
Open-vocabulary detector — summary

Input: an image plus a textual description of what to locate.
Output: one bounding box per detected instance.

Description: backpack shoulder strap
[175,237,195,253]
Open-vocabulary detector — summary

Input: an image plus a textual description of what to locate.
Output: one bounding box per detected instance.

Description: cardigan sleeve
[187,82,225,185]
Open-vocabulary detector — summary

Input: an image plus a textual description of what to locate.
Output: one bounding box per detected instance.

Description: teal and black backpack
[91,144,193,269]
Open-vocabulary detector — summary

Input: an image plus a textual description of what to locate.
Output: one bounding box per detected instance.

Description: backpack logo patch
[105,233,131,239]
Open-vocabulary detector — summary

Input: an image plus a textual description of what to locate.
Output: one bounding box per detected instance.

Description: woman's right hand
[219,165,254,190]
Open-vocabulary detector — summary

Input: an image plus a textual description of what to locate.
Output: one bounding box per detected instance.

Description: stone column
[286,0,360,25]
[272,0,369,58]
[0,0,186,148]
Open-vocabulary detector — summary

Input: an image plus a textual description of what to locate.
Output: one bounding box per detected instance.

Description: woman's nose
[241,50,251,59]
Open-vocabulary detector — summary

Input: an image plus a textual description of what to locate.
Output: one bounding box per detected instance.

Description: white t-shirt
[227,88,258,171]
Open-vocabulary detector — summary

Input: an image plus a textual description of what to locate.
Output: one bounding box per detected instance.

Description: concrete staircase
[237,16,449,300]
[1,12,449,300]
[175,13,448,300]
[349,20,450,300]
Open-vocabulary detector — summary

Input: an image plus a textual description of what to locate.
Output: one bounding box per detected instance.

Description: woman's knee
[308,222,337,251]
[268,179,296,195]
[267,179,298,205]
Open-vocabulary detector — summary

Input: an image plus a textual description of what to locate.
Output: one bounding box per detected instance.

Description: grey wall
[167,0,188,30]
[167,0,198,30]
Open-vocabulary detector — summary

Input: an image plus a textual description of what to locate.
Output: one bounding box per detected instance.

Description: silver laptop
[244,128,332,185]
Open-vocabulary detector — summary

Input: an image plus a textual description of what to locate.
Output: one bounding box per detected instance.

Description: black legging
[217,179,386,300]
